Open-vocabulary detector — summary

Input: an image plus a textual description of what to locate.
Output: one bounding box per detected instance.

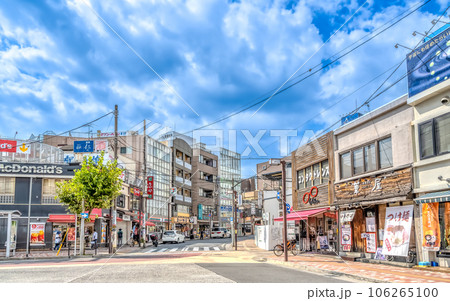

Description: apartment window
[321,160,329,182]
[378,137,393,169]
[43,179,64,195]
[0,178,15,194]
[419,113,450,159]
[313,163,321,186]
[340,152,351,179]
[364,143,376,172]
[120,147,132,154]
[305,167,312,188]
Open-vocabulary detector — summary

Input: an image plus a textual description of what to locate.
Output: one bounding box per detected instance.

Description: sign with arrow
[16,142,30,154]
[80,213,89,219]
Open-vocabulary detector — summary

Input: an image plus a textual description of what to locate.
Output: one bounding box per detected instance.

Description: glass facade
[146,137,171,219]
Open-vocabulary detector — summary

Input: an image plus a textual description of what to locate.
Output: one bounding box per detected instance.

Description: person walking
[54,231,62,251]
[200,230,204,240]
[118,229,123,247]
[91,230,98,249]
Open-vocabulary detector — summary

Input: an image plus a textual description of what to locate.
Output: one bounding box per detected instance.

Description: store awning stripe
[414,191,450,204]
[273,207,329,222]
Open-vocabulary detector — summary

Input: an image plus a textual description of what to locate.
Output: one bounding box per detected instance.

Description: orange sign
[30,223,45,245]
[422,203,440,251]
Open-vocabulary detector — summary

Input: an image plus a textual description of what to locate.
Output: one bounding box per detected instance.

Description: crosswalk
[145,246,222,253]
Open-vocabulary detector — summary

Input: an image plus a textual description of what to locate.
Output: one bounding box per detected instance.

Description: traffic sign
[74,140,94,153]
[277,191,281,200]
[286,203,291,213]
[80,213,88,218]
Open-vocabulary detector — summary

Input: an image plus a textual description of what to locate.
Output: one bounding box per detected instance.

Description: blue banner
[198,204,203,220]
[74,140,94,153]
[407,27,450,97]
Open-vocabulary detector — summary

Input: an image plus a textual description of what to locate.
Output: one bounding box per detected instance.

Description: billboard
[382,205,414,257]
[74,140,94,153]
[407,27,450,97]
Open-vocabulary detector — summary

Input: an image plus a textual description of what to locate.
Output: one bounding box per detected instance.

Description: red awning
[48,208,104,223]
[274,207,330,222]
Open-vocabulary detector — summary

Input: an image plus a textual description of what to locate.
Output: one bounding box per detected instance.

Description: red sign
[147,176,154,199]
[0,140,17,153]
[134,188,140,196]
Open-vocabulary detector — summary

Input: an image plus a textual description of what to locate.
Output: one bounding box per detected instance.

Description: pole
[74,214,77,255]
[234,190,237,251]
[231,179,235,248]
[110,104,119,253]
[26,177,33,257]
[142,119,147,248]
[282,160,288,262]
[6,213,11,258]
[80,200,85,255]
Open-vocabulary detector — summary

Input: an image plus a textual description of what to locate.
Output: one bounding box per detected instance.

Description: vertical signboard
[382,205,414,256]
[30,223,45,246]
[422,203,440,251]
[147,176,154,199]
[341,224,352,251]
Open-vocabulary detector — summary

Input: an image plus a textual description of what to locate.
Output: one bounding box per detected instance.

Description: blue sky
[0,0,449,177]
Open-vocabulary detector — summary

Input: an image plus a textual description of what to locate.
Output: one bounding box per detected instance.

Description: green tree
[56,152,123,215]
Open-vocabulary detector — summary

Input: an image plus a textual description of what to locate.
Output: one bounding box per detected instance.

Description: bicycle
[273,240,298,256]
[406,249,416,264]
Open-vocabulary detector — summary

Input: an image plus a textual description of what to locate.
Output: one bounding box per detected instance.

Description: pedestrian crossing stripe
[157,248,168,252]
[169,248,178,252]
[145,246,223,253]
[213,247,220,251]
[193,247,199,251]
[203,247,209,251]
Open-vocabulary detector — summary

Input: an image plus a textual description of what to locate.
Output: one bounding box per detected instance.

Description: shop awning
[48,208,103,223]
[274,207,330,222]
[414,190,450,204]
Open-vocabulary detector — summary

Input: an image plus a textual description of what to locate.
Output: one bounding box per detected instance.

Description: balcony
[175,176,184,184]
[176,157,184,166]
[184,162,192,170]
[184,196,192,203]
[175,194,183,201]
[184,179,192,187]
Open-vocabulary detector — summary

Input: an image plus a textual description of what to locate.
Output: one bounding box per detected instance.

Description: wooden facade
[291,132,335,211]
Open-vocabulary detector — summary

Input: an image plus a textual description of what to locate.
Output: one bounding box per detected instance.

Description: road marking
[213,247,220,251]
[193,247,199,251]
[146,249,157,253]
[169,248,178,252]
[157,248,168,252]
[203,247,209,251]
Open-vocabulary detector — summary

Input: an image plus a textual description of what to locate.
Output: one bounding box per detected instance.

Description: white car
[211,227,230,238]
[162,230,185,244]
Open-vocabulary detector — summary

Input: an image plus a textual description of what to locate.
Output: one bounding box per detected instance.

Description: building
[290,132,337,252]
[191,143,219,236]
[216,148,241,229]
[333,95,415,260]
[408,80,450,267]
[0,140,79,251]
[162,136,193,233]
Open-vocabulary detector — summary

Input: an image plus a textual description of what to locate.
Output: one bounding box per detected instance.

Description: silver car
[162,230,185,244]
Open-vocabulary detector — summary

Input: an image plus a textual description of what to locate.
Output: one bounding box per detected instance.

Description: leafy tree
[56,152,123,215]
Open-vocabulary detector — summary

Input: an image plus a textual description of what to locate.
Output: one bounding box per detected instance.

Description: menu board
[366,217,376,232]
[101,223,107,243]
[341,224,352,251]
[30,223,45,246]
[365,232,377,253]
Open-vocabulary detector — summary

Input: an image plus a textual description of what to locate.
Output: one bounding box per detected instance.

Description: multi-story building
[334,95,414,260]
[162,136,193,233]
[192,143,219,235]
[216,148,241,229]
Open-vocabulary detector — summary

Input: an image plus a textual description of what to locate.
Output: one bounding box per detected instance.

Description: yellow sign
[16,143,30,154]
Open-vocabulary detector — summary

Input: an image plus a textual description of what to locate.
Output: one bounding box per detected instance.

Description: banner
[341,224,352,251]
[30,223,45,246]
[67,227,76,242]
[340,210,356,223]
[382,205,414,256]
[365,232,377,253]
[422,203,440,251]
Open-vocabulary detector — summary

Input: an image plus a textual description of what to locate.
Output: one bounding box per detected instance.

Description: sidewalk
[0,244,146,260]
[237,239,450,283]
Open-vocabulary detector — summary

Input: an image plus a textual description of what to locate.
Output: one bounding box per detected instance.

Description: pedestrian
[200,230,204,240]
[129,231,134,247]
[54,231,61,251]
[242,227,246,236]
[118,229,123,247]
[91,230,98,249]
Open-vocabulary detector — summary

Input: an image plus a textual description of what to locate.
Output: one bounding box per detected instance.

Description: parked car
[211,227,230,238]
[162,230,185,244]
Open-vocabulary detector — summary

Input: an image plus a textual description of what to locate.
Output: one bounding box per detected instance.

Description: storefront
[335,167,415,260]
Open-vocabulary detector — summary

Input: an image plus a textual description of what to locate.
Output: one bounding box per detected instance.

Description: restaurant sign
[335,167,412,203]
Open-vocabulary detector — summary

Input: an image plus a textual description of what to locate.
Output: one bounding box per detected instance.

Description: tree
[56,152,123,254]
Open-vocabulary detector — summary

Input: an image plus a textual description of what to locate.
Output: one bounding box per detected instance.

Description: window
[0,178,15,194]
[321,160,329,183]
[352,147,364,175]
[313,163,321,186]
[43,179,64,195]
[364,143,376,172]
[120,147,132,154]
[340,152,351,179]
[419,113,450,159]
[305,167,312,188]
[436,114,450,155]
[297,169,305,189]
[296,160,329,189]
[378,137,393,169]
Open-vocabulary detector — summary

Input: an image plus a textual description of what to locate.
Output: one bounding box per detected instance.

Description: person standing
[200,230,204,240]
[54,231,62,251]
[117,229,123,247]
[91,230,98,249]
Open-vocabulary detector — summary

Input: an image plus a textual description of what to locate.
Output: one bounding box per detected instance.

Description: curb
[265,258,389,283]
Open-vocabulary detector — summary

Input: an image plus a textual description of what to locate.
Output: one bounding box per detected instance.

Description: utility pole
[26,177,33,257]
[141,119,147,248]
[234,186,237,251]
[281,160,288,262]
[110,104,119,253]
